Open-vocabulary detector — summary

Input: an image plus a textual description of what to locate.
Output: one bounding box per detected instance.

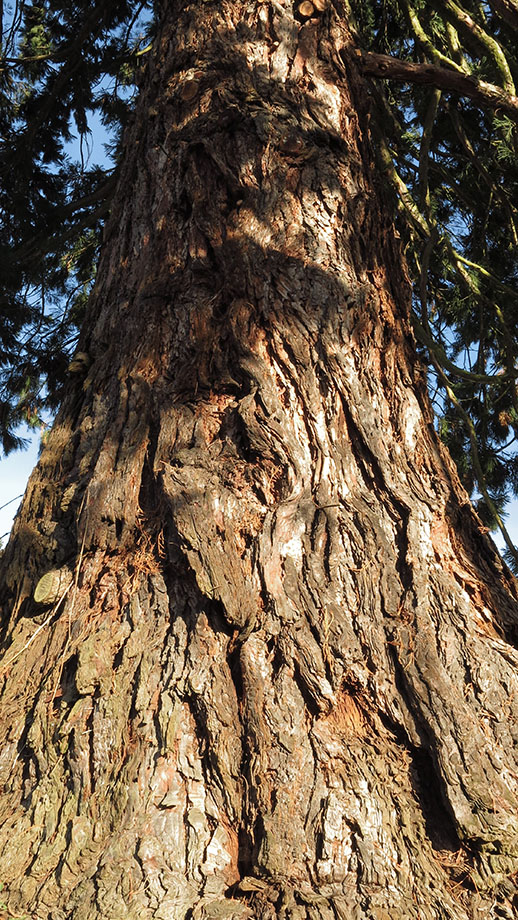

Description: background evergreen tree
[0,0,153,446]
[4,0,517,565]
[2,3,518,917]
[353,0,518,568]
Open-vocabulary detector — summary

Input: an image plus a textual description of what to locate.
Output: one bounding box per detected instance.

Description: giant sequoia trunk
[2,2,518,918]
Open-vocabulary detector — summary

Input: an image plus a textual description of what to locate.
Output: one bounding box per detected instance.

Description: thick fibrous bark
[1,2,518,918]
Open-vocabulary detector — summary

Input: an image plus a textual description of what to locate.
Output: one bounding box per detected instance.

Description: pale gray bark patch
[0,1,518,919]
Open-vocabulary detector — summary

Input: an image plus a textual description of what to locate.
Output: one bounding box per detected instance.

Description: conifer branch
[399,0,469,71]
[418,88,442,213]
[6,199,111,266]
[418,235,518,565]
[436,0,515,93]
[358,50,518,123]
[439,365,518,567]
[448,106,518,246]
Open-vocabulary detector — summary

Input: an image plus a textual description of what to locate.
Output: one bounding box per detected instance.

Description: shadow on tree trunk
[1,2,518,918]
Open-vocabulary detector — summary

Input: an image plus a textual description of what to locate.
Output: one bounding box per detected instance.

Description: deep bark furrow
[1,1,518,918]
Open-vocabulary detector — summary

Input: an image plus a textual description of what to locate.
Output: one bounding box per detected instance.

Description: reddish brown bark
[1,2,518,918]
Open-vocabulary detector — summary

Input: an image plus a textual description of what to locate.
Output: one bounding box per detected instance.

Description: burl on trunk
[1,2,518,919]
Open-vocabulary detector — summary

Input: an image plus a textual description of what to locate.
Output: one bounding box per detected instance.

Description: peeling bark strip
[1,1,518,918]
[358,49,518,123]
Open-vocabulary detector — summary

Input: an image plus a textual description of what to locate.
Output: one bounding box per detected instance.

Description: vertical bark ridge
[1,1,518,918]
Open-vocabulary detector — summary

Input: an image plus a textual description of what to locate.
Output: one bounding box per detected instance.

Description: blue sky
[0,430,40,544]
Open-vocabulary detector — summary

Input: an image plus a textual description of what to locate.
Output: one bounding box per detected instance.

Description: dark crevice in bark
[392,502,413,596]
[206,596,235,640]
[338,391,389,491]
[237,825,255,881]
[292,659,326,718]
[18,695,45,785]
[128,661,143,725]
[384,646,466,861]
[59,652,79,703]
[20,745,38,809]
[112,644,125,671]
[308,619,334,687]
[3,6,518,918]
[251,812,267,871]
[187,695,212,773]
[227,407,265,466]
[410,746,462,853]
[87,687,100,795]
[227,642,244,705]
[383,638,424,739]
[139,416,161,521]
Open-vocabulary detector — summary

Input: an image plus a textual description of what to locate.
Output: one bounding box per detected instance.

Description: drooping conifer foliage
[1,0,518,561]
[3,2,518,915]
[0,0,153,450]
[349,0,518,567]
